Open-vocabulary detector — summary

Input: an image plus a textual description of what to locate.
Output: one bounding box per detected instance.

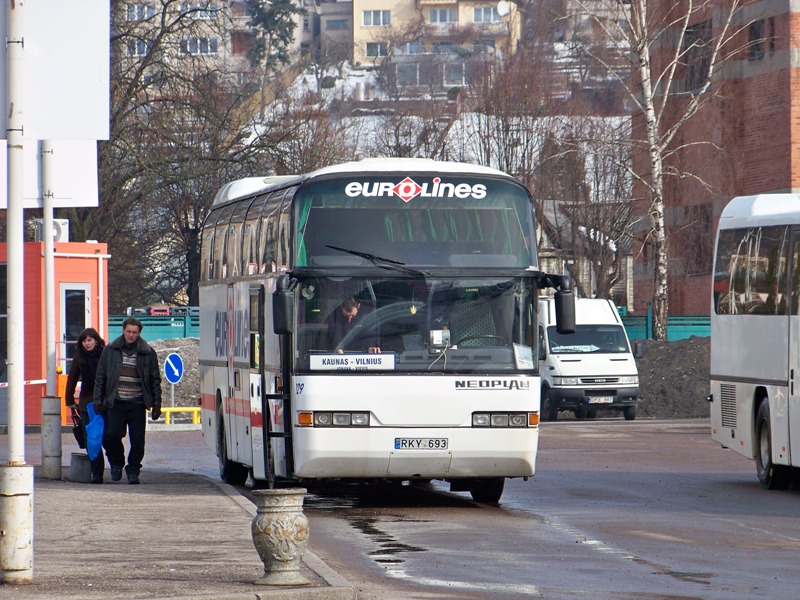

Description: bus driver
[325,296,381,354]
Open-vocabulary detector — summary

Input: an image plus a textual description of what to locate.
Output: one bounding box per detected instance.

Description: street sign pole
[0,0,34,585]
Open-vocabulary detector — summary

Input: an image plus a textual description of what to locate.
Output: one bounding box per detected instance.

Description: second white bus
[710,193,800,489]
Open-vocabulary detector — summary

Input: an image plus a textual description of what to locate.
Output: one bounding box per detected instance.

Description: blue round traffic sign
[164,352,184,385]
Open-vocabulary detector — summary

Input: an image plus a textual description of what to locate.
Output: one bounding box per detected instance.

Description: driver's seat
[449,299,495,348]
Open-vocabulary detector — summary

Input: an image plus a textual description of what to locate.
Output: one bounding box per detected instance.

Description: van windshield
[547,325,630,354]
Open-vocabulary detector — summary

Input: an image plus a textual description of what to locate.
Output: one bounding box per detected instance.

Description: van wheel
[755,399,791,490]
[542,389,558,421]
[470,478,505,503]
[575,407,587,419]
[623,405,637,421]
[217,405,249,486]
[586,409,598,419]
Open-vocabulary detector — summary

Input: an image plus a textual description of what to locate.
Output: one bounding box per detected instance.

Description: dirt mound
[636,336,710,419]
[149,335,711,419]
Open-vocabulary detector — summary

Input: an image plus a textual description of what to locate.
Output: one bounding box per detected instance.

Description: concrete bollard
[0,464,34,583]
[41,395,63,480]
[251,488,310,586]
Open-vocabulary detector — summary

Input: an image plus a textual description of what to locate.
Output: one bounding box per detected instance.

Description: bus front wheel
[217,405,249,486]
[470,478,505,504]
[755,398,791,490]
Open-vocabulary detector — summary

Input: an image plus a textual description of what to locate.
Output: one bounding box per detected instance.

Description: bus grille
[720,384,737,429]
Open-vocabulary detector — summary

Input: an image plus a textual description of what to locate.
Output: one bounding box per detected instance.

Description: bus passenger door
[789,232,800,467]
[249,286,268,480]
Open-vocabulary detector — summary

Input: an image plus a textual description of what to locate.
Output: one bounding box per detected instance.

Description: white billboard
[0,0,110,140]
[0,140,98,208]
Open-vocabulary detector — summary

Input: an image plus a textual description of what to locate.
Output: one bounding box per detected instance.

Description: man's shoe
[127,472,140,485]
[90,478,103,484]
[111,467,123,481]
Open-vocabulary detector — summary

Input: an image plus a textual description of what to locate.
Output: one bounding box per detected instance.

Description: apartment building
[351,1,521,90]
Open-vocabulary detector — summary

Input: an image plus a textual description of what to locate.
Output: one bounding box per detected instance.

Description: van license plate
[587,397,613,404]
[395,438,448,449]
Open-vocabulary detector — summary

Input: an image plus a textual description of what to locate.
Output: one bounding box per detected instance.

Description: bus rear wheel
[755,398,791,490]
[470,478,505,504]
[217,405,249,486]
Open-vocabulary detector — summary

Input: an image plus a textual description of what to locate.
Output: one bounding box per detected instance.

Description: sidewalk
[0,439,355,600]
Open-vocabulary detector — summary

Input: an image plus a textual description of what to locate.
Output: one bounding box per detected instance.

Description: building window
[326,19,349,31]
[303,17,310,32]
[474,7,500,23]
[396,63,418,86]
[748,19,765,60]
[684,19,711,92]
[231,30,254,56]
[432,41,455,54]
[365,42,388,58]
[769,16,776,54]
[430,8,457,24]
[363,10,390,27]
[444,63,464,86]
[127,39,152,57]
[180,2,218,19]
[127,4,155,21]
[180,37,219,55]
[473,39,495,53]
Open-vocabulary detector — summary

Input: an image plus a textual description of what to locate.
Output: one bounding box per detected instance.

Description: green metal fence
[621,304,709,341]
[107,315,199,341]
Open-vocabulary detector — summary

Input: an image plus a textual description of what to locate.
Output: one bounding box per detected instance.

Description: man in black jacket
[93,317,162,484]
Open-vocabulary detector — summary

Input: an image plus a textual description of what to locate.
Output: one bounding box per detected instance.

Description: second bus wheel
[755,398,792,490]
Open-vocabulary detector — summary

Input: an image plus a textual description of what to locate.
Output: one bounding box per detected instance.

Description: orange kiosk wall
[0,241,109,426]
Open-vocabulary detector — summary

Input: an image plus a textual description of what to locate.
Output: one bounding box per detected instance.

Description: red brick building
[632,0,790,316]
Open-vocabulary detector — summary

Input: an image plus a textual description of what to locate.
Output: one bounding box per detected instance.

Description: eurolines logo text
[345,177,487,203]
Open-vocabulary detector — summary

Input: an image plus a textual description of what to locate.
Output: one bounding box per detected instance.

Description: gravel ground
[150,336,711,420]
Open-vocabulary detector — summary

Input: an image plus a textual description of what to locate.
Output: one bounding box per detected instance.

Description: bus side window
[259,194,280,273]
[225,201,250,277]
[213,204,236,280]
[200,212,217,281]
[278,199,292,268]
[243,195,267,275]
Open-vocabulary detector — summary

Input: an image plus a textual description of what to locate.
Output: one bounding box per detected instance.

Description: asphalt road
[6,420,797,599]
[300,419,798,599]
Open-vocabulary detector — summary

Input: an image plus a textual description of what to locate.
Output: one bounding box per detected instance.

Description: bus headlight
[300,411,370,427]
[473,412,533,427]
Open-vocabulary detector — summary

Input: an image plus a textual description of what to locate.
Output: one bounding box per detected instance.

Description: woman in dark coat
[65,327,106,483]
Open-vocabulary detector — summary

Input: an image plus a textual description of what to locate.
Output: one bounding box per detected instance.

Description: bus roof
[211,158,517,207]
[719,193,800,228]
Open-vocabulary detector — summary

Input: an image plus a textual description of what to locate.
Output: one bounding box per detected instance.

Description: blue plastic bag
[85,404,105,461]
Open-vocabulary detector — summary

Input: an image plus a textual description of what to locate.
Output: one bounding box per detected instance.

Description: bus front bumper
[291,426,539,480]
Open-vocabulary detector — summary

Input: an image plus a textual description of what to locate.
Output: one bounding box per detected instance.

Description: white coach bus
[198,158,574,502]
[710,193,800,489]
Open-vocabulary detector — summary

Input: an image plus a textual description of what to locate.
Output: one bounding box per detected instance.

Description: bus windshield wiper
[325,245,428,278]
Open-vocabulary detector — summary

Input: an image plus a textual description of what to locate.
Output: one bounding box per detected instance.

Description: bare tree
[569,0,752,339]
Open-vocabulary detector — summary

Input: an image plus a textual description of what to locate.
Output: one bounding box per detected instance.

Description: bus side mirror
[554,289,575,334]
[273,275,295,335]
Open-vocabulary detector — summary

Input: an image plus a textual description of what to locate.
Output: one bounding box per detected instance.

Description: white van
[538,298,639,420]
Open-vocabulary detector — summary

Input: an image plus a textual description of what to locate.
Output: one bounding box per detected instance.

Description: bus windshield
[294,174,536,269]
[294,275,537,373]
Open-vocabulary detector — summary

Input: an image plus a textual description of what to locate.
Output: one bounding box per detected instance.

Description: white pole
[1,0,34,584]
[40,140,61,480]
